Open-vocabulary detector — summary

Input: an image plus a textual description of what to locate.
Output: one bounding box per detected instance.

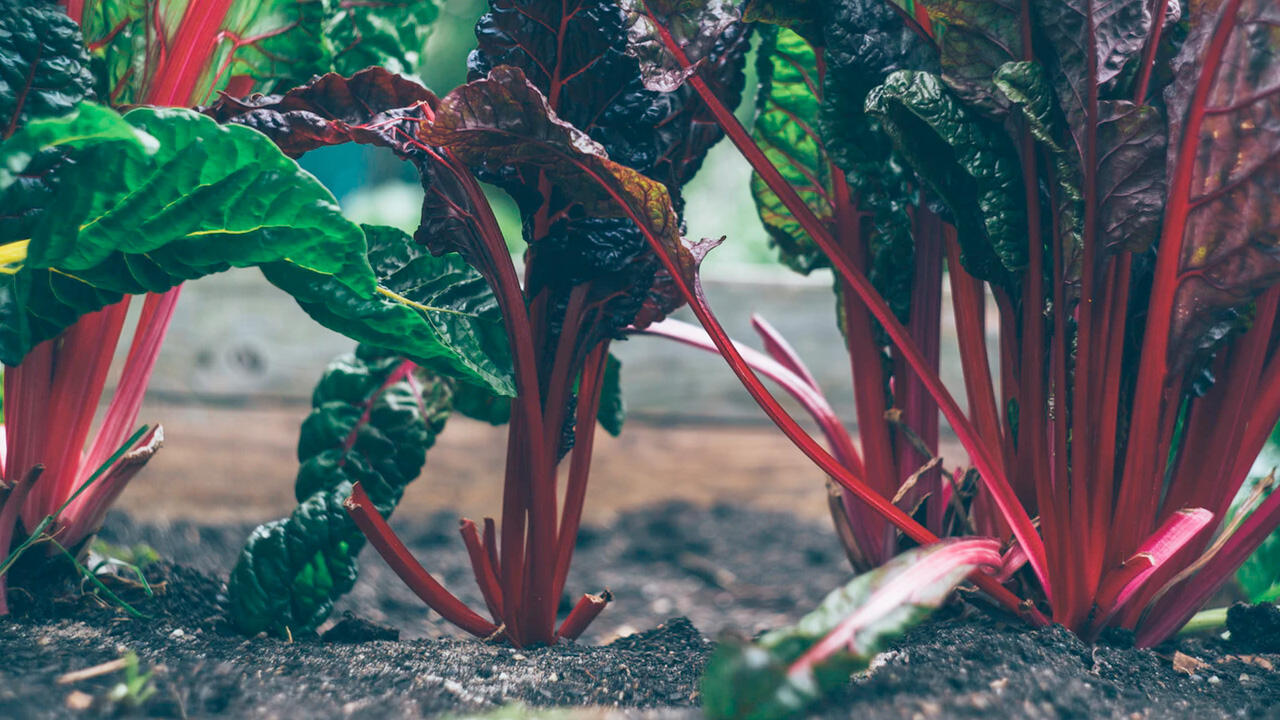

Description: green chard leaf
[0,102,374,366]
[227,345,454,636]
[78,0,438,106]
[202,69,516,397]
[262,224,515,397]
[322,0,439,78]
[992,60,1084,292]
[0,0,96,139]
[751,25,836,275]
[741,0,827,47]
[702,539,1001,720]
[864,71,1026,283]
[596,353,625,437]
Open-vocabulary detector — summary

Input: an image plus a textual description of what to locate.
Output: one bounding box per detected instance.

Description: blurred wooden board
[128,267,997,425]
[116,401,967,527]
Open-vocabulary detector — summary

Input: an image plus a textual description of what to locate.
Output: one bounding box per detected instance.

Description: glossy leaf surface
[262,224,514,396]
[865,71,1025,282]
[751,26,834,275]
[0,1,95,139]
[0,103,373,366]
[227,346,453,636]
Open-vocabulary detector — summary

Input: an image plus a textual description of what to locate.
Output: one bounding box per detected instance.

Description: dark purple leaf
[1162,0,1280,370]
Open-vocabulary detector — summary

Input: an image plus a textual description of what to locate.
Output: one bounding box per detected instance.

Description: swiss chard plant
[0,0,496,614]
[209,0,747,645]
[621,0,1280,646]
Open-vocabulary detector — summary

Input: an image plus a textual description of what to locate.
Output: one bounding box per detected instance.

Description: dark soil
[1,502,1277,718]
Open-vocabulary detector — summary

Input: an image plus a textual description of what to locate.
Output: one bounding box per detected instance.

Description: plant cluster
[625,0,1280,648]
[0,0,497,614]
[208,0,748,644]
[2,0,1279,702]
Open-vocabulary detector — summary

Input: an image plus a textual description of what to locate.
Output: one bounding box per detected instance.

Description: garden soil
[2,502,1278,719]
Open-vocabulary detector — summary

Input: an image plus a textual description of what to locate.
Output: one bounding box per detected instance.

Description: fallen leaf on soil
[1173,651,1210,675]
[1218,654,1274,670]
[64,691,93,710]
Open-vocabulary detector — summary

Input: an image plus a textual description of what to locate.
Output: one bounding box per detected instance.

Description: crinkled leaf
[469,0,747,343]
[596,353,625,436]
[0,1,95,139]
[815,0,925,321]
[201,71,514,395]
[751,26,835,274]
[262,225,514,396]
[617,0,740,92]
[0,102,374,366]
[200,67,439,157]
[1027,0,1165,282]
[227,345,453,636]
[741,0,826,47]
[1095,100,1165,254]
[821,0,938,169]
[322,0,439,78]
[423,67,693,292]
[1161,0,1280,371]
[701,539,1001,720]
[865,71,1025,282]
[919,0,1023,116]
[994,60,1084,291]
[1030,0,1153,110]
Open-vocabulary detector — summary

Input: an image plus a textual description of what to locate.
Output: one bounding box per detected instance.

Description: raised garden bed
[3,504,1276,719]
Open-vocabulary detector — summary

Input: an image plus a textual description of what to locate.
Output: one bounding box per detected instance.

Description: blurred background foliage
[297,0,776,272]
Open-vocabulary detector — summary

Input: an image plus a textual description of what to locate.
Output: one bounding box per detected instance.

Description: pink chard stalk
[622,0,1280,646]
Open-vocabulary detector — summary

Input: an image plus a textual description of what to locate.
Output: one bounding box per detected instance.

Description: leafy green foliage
[865,71,1026,282]
[701,539,1000,720]
[741,0,826,46]
[78,0,439,106]
[227,346,453,636]
[323,0,440,78]
[469,0,748,342]
[203,70,517,396]
[0,0,96,139]
[262,224,515,398]
[751,26,834,274]
[596,353,625,437]
[0,102,374,366]
[1237,429,1280,604]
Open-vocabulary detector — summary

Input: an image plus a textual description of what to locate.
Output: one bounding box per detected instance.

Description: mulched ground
[1,502,1277,719]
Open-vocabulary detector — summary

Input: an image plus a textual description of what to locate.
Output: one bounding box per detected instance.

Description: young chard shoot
[207,0,747,646]
[624,0,1280,645]
[702,539,1001,720]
